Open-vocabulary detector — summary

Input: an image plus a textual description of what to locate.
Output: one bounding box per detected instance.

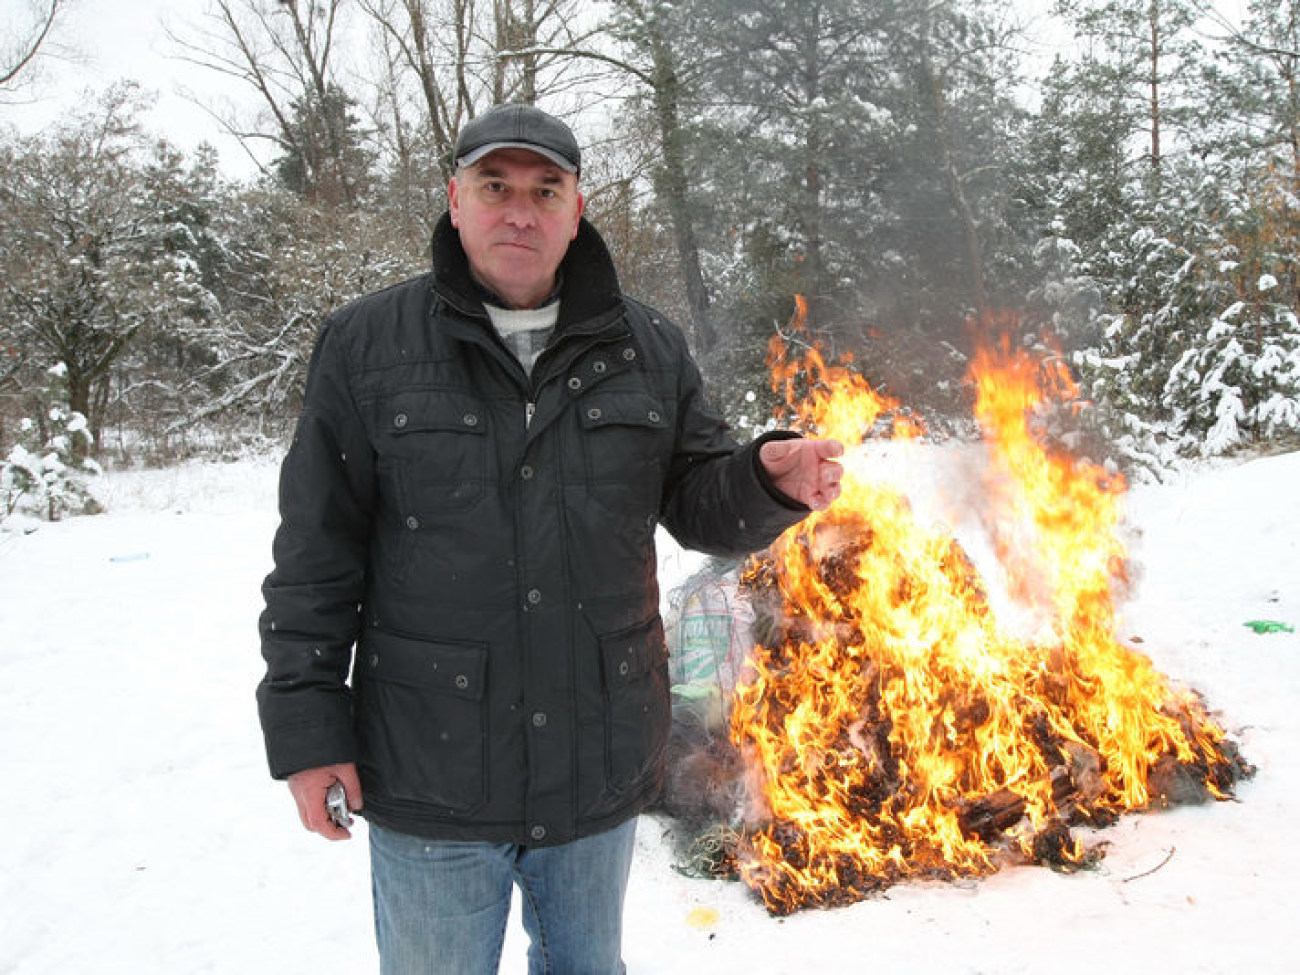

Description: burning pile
[719,315,1252,914]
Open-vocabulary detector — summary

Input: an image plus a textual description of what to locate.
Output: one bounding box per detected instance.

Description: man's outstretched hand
[288,762,363,841]
[760,438,844,511]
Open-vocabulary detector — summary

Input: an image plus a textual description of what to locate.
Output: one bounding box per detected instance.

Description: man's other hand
[287,763,363,841]
[760,438,845,511]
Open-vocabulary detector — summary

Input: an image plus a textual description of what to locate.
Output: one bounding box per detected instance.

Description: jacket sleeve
[658,326,809,557]
[256,316,375,779]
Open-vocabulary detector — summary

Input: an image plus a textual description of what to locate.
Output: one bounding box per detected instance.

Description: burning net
[714,305,1252,914]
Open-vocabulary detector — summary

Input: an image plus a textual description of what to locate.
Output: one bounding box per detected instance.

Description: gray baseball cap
[454,104,581,174]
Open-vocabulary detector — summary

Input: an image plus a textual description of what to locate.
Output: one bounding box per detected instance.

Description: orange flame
[728,318,1245,914]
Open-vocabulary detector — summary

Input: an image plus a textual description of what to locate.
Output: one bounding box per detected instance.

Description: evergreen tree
[1052,0,1202,178]
[275,82,374,206]
[605,0,717,350]
[1160,165,1300,453]
[877,0,1032,331]
[1045,0,1300,464]
[675,0,1032,428]
[1,362,102,522]
[691,0,893,335]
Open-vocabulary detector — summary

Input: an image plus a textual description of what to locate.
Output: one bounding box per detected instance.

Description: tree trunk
[492,0,512,102]
[799,4,825,330]
[920,50,990,322]
[649,31,715,351]
[1149,0,1162,173]
[66,367,93,464]
[1287,56,1300,180]
[518,0,539,104]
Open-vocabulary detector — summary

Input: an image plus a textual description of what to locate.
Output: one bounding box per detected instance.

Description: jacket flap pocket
[579,392,668,432]
[387,391,488,436]
[359,628,487,701]
[600,615,668,686]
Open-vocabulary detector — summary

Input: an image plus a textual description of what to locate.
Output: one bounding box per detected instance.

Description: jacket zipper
[525,401,536,429]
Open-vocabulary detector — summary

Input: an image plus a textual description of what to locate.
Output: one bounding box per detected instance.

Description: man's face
[448,148,584,309]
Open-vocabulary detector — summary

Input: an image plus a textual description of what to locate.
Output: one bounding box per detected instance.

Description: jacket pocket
[384,390,489,513]
[600,614,671,792]
[578,390,668,511]
[354,627,489,814]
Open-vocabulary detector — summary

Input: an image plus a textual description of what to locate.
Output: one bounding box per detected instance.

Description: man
[257,103,843,974]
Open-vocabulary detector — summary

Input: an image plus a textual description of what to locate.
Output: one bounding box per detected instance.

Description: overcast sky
[3,0,1248,183]
[4,0,271,179]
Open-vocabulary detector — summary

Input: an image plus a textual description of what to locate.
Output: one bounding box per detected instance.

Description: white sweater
[484,301,560,375]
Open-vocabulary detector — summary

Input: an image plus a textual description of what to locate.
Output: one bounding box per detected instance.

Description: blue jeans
[369,817,637,975]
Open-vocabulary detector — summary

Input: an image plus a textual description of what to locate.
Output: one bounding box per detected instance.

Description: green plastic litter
[1243,620,1295,634]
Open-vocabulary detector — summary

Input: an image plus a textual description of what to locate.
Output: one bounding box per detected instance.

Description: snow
[2,448,1298,974]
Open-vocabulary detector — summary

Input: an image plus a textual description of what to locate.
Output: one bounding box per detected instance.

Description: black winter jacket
[257,214,807,846]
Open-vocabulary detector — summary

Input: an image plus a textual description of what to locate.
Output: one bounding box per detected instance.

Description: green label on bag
[679,612,734,681]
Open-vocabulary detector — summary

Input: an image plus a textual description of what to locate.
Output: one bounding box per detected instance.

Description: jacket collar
[429,212,625,332]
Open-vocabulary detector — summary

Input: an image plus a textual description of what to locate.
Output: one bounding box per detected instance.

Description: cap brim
[456,142,578,173]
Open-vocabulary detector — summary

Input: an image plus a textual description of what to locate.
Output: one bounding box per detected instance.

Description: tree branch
[1,0,65,87]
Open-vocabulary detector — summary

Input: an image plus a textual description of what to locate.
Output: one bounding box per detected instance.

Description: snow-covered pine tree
[1162,167,1300,454]
[2,363,103,523]
[1034,0,1300,469]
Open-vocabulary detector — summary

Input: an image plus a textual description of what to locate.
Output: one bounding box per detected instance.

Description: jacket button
[593,360,607,373]
[647,410,661,423]
[618,661,630,676]
[587,407,602,421]
[520,465,534,480]
[622,348,636,361]
[393,413,408,429]
[455,675,470,690]
[527,588,542,604]
[462,413,479,427]
[532,712,547,727]
[567,377,582,390]
[530,825,547,841]
[405,515,420,530]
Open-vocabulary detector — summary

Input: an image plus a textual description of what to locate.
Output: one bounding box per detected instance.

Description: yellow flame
[728,324,1237,913]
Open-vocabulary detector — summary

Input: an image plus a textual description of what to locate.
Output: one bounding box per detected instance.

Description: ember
[722,308,1253,915]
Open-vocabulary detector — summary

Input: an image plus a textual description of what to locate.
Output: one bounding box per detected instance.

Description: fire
[727,312,1249,914]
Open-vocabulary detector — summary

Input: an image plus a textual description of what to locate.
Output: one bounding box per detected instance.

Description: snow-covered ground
[2,447,1297,974]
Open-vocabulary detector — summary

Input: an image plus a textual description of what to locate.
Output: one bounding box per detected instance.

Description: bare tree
[353,0,611,258]
[0,83,214,455]
[357,0,479,185]
[485,0,607,105]
[357,0,599,168]
[170,0,367,206]
[1,0,71,92]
